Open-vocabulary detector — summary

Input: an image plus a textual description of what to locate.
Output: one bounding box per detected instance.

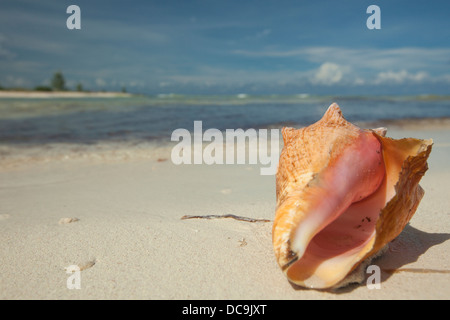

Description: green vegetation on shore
[0,71,127,94]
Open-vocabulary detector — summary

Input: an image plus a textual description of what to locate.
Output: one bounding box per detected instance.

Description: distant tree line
[34,71,82,92]
[0,71,127,93]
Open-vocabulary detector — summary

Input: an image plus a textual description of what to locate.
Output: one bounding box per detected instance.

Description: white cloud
[232,46,450,87]
[0,46,13,58]
[374,70,429,84]
[233,46,450,72]
[0,33,14,58]
[354,77,365,85]
[95,78,107,87]
[311,63,349,85]
[437,74,450,83]
[255,28,272,38]
[3,75,30,87]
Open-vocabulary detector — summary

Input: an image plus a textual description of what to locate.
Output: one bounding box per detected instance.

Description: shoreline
[1,91,450,101]
[0,90,134,99]
[1,116,450,171]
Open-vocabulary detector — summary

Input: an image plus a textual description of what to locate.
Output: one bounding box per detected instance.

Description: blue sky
[0,0,449,94]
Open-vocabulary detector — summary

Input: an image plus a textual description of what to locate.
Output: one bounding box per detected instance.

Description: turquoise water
[0,94,450,145]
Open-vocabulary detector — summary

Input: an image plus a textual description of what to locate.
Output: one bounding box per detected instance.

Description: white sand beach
[0,124,449,300]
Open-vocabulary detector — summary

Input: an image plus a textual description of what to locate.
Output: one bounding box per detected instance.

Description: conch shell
[273,103,433,289]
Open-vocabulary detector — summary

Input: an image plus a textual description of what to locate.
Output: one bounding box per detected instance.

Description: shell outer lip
[280,253,298,271]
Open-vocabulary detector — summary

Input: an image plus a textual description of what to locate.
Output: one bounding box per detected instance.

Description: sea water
[0,94,449,166]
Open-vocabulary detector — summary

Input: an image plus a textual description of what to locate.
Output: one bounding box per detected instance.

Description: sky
[0,0,449,95]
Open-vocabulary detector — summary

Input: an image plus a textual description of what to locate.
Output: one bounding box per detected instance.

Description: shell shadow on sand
[330,224,450,293]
